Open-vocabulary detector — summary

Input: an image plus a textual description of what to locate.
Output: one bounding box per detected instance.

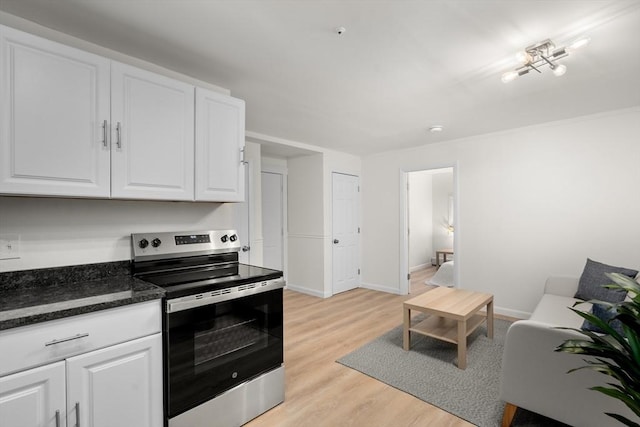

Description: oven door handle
[166,278,285,313]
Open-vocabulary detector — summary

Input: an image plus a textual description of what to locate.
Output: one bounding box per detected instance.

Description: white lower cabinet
[0,334,161,427]
[0,361,66,427]
[0,301,163,427]
[67,333,162,427]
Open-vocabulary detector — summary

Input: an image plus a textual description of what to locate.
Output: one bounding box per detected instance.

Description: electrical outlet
[0,234,20,260]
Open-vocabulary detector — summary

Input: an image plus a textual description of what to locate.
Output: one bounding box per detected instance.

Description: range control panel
[132,230,241,261]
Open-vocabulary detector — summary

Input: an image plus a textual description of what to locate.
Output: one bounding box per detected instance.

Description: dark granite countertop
[0,261,165,331]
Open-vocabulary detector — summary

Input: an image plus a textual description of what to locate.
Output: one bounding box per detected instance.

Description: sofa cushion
[574,259,637,303]
[530,294,590,329]
[581,304,624,335]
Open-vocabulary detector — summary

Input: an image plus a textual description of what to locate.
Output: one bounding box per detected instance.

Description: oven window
[166,288,283,418]
[193,308,267,370]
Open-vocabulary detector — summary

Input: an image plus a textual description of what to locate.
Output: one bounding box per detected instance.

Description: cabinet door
[0,25,110,197]
[195,87,245,202]
[111,62,194,200]
[66,333,162,427]
[0,361,66,427]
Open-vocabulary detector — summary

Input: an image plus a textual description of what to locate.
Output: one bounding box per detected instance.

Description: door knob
[333,239,339,244]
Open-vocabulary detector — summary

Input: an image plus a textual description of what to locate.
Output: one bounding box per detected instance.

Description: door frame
[236,159,252,264]
[399,162,459,295]
[261,164,288,282]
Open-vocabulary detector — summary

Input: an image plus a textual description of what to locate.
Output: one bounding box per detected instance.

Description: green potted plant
[556,272,640,426]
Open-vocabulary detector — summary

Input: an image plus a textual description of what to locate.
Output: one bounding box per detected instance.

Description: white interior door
[261,171,283,270]
[332,173,360,294]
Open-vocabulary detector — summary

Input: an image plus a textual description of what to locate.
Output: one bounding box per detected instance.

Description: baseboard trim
[286,283,330,298]
[410,263,430,273]
[360,282,403,295]
[494,305,530,320]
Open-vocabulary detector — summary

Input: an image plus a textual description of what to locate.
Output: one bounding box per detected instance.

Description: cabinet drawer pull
[102,120,108,147]
[44,333,89,347]
[240,147,248,165]
[75,402,80,427]
[116,122,122,148]
[55,410,60,427]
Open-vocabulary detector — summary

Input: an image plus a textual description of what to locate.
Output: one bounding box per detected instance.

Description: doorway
[400,166,457,294]
[332,172,360,295]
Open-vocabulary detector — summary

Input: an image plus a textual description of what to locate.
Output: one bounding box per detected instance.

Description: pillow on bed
[574,258,637,303]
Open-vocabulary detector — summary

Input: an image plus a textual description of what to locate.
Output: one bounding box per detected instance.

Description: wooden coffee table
[403,287,493,369]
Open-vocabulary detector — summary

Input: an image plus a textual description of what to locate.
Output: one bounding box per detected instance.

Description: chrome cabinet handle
[116,122,122,148]
[55,410,60,427]
[240,147,248,165]
[44,333,89,347]
[241,245,250,252]
[75,402,80,427]
[102,120,108,147]
[333,239,339,244]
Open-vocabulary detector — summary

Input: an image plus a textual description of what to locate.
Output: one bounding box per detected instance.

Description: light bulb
[569,36,590,50]
[553,64,567,76]
[515,51,532,64]
[501,70,519,83]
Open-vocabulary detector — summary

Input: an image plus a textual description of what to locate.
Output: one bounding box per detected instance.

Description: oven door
[165,287,283,419]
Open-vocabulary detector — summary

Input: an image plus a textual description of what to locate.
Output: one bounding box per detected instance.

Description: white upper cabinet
[0,25,111,197]
[195,87,245,202]
[0,24,245,202]
[111,62,195,200]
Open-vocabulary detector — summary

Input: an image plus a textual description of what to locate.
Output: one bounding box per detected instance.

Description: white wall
[408,171,433,270]
[286,154,326,297]
[362,107,640,318]
[0,196,234,272]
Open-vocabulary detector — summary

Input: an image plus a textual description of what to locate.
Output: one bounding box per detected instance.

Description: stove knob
[152,238,162,248]
[139,238,149,249]
[229,234,238,242]
[221,235,229,243]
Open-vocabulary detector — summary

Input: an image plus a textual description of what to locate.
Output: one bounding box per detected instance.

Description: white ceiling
[1,1,639,156]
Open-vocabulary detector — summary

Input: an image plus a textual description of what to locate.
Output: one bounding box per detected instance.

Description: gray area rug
[337,317,568,427]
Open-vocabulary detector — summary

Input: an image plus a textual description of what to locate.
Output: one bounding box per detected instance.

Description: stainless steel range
[131,230,285,427]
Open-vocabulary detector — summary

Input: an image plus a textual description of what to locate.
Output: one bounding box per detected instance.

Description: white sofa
[500,276,636,427]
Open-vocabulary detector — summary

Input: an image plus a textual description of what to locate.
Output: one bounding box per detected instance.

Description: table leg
[403,306,410,350]
[457,319,467,369]
[487,299,494,339]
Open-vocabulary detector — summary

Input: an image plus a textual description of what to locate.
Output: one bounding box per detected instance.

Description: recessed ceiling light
[429,125,444,133]
[335,27,346,36]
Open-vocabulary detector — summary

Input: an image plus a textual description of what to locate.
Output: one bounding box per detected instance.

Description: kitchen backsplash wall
[0,196,236,272]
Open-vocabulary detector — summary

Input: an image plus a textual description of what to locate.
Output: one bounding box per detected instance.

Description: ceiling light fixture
[429,125,444,133]
[501,36,589,83]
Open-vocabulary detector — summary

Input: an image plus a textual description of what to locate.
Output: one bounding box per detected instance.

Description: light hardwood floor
[246,267,480,427]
